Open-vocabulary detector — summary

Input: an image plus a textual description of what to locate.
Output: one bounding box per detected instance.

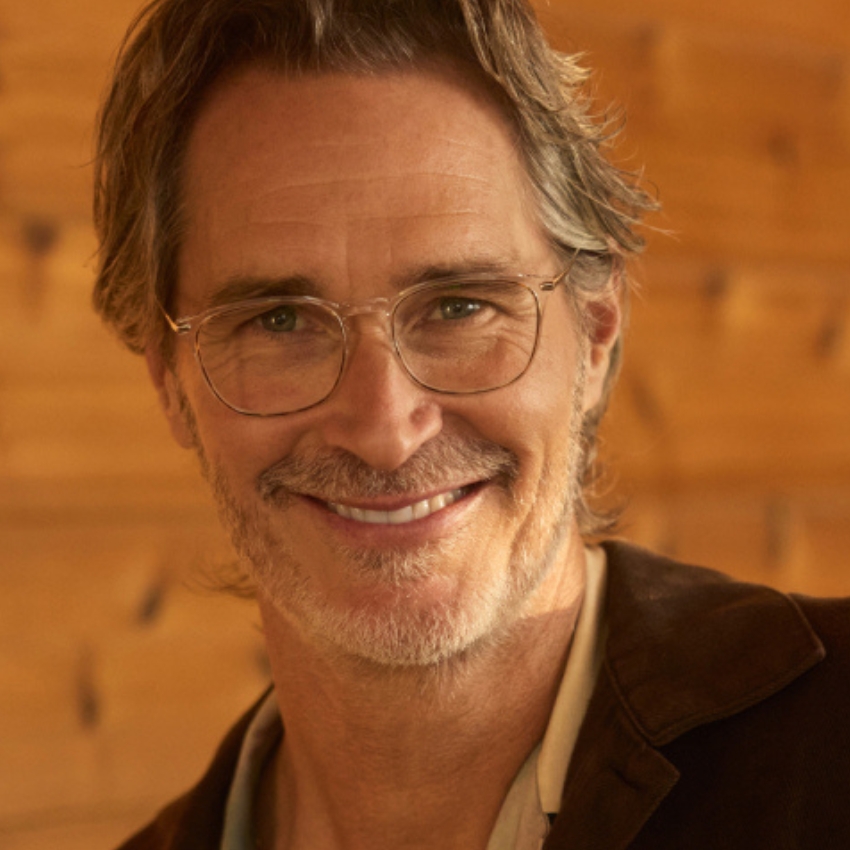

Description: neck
[255,541,587,850]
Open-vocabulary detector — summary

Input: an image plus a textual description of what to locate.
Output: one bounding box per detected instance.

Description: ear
[580,282,623,415]
[144,347,197,450]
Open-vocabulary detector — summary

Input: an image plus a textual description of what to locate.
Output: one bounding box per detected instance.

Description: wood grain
[1,0,849,846]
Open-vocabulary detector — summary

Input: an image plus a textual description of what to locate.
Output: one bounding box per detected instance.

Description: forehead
[177,64,551,306]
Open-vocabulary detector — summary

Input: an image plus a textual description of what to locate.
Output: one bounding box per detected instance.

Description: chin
[255,546,521,669]
[259,518,578,673]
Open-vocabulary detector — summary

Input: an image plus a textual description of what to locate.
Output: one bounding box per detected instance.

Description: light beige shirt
[221,546,608,850]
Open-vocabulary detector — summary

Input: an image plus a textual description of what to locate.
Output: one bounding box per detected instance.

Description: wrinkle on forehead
[245,175,508,228]
[178,65,550,309]
[196,131,519,228]
[246,168,495,198]
[183,63,527,208]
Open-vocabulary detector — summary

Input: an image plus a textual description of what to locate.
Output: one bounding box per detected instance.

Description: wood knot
[75,645,101,731]
[19,217,60,316]
[814,301,847,361]
[137,572,168,626]
[766,130,801,169]
[21,216,59,259]
[702,268,729,302]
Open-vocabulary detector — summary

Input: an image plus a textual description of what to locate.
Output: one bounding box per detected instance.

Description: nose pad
[340,296,393,323]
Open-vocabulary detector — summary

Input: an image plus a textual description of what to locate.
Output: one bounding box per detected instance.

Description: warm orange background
[1,0,849,847]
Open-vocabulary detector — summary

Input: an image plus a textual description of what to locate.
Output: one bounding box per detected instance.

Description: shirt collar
[537,544,608,813]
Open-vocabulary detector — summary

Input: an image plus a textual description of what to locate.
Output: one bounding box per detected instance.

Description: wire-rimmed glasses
[162,261,577,416]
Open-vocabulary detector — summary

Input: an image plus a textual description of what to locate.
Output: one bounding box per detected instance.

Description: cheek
[492,315,584,435]
[492,326,584,487]
[456,337,583,480]
[179,365,293,489]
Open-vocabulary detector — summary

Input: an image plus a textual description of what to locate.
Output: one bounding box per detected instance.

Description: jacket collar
[602,540,825,746]
[547,540,825,849]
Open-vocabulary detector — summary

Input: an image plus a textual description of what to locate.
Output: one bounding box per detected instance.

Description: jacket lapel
[545,542,825,850]
[545,669,679,849]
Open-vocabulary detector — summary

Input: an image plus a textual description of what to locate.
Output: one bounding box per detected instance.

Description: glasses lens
[196,300,345,414]
[393,282,539,393]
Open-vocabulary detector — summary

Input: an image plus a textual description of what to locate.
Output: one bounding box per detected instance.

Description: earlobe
[144,347,197,450]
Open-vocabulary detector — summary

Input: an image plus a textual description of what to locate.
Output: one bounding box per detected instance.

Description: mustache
[257,435,519,504]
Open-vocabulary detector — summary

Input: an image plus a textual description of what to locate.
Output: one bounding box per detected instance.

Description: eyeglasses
[162,260,577,417]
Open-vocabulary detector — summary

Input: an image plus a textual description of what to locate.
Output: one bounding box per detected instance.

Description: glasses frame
[161,254,579,417]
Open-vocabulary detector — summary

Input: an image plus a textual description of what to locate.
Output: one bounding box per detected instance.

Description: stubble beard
[189,369,588,671]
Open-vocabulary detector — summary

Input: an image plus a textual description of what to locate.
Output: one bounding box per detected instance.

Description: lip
[327,486,469,525]
[298,482,486,545]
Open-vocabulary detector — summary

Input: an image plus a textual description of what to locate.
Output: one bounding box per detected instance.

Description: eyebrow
[402,258,519,286]
[203,275,321,310]
[202,258,523,311]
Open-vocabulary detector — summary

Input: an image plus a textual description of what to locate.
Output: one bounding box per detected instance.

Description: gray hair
[93,0,658,534]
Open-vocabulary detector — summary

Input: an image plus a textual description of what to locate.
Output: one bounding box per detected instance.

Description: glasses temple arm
[156,300,191,334]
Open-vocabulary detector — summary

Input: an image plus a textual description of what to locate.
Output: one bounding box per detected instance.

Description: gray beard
[190,368,587,670]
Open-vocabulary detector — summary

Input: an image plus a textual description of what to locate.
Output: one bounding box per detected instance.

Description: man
[93,1,850,848]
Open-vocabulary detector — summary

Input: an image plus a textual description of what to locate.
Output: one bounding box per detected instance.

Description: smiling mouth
[326,486,469,525]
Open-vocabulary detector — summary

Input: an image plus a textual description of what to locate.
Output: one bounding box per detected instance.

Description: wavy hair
[93,0,658,535]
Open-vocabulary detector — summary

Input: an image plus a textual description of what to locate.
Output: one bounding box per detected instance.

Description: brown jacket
[116,541,850,849]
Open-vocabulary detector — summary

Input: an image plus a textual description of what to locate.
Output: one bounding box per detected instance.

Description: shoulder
[585,542,850,844]
[599,539,849,743]
[782,591,850,715]
[600,537,850,655]
[600,537,850,644]
[792,591,850,650]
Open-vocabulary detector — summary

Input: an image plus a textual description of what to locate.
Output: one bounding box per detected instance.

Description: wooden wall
[1,0,848,847]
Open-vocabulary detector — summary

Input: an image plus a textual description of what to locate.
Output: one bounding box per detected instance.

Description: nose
[314,324,444,470]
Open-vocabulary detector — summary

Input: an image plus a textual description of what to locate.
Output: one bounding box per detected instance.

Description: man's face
[153,64,617,667]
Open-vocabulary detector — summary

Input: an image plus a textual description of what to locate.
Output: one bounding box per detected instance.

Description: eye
[438,297,483,320]
[259,305,299,332]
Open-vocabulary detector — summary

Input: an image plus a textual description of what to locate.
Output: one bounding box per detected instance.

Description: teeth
[430,493,447,511]
[388,506,414,525]
[328,488,465,525]
[412,499,431,520]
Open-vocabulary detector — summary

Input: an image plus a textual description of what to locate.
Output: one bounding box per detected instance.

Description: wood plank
[0,383,188,481]
[0,217,155,384]
[545,7,849,162]
[0,516,264,819]
[617,487,850,596]
[542,0,850,52]
[0,805,161,850]
[606,254,850,487]
[541,15,850,265]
